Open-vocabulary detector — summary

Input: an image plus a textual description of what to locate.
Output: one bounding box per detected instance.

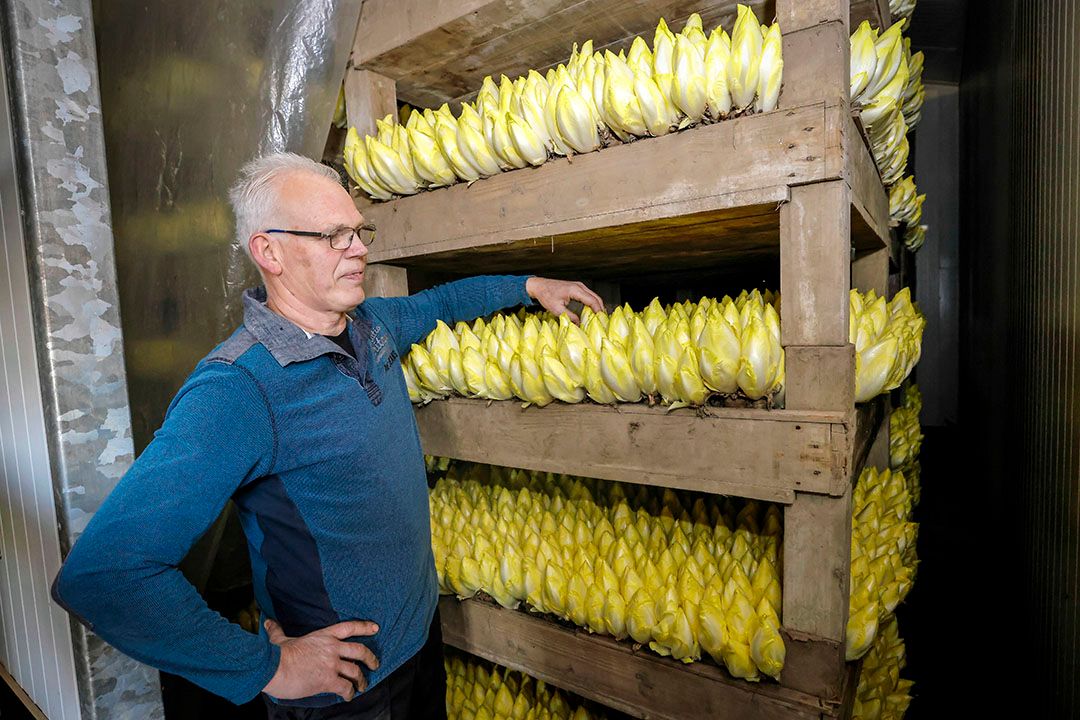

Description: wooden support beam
[343,68,397,137]
[780,632,848,701]
[777,0,850,30]
[782,488,852,688]
[776,0,849,110]
[361,104,836,266]
[849,398,886,486]
[865,405,891,471]
[341,60,409,301]
[852,247,889,297]
[780,182,851,348]
[784,345,856,419]
[777,24,849,110]
[364,264,409,298]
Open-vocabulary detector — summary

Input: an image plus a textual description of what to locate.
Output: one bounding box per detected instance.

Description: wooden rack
[341,0,899,716]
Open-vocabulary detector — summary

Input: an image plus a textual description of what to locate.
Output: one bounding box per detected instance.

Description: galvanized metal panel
[0,1,165,717]
[0,28,82,720]
[93,0,363,457]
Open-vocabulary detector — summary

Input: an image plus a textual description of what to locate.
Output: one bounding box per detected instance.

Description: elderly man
[52,152,604,718]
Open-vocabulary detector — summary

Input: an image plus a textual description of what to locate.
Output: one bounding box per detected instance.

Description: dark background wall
[960,0,1078,714]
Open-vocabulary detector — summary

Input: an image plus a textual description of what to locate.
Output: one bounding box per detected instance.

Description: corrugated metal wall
[1013,0,1080,711]
[1,1,165,716]
[963,0,1079,713]
[0,46,82,718]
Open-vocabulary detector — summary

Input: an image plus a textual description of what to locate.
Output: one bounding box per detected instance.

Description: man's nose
[346,236,369,259]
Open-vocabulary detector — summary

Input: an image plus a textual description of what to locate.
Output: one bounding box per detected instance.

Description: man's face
[271,172,369,312]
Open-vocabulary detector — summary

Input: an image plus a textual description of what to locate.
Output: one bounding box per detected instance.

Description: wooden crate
[340,0,898,716]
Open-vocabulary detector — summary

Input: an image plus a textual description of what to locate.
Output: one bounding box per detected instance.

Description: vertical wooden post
[780,181,853,411]
[775,0,853,701]
[364,264,409,298]
[853,244,891,468]
[344,35,407,299]
[776,0,850,111]
[866,407,891,471]
[777,0,853,413]
[852,247,890,297]
[344,68,397,137]
[781,488,851,698]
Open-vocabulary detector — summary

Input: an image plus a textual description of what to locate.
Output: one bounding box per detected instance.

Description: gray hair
[228,152,341,258]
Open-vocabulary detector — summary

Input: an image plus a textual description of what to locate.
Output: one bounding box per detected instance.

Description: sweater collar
[242,286,369,368]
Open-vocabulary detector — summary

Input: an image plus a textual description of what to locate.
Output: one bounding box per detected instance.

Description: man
[51,152,604,718]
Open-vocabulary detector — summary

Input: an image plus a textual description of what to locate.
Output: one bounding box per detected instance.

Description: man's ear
[249,233,283,276]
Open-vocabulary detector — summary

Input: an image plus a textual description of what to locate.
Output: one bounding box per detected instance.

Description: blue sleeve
[362,274,534,354]
[51,362,280,705]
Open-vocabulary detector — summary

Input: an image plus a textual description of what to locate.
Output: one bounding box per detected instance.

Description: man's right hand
[262,618,380,702]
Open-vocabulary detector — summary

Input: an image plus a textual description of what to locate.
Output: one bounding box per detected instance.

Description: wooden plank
[415,398,858,503]
[847,121,890,249]
[850,0,893,29]
[440,597,839,720]
[363,263,409,298]
[780,182,851,348]
[777,0,849,30]
[851,247,889,296]
[864,403,891,471]
[355,0,768,109]
[388,202,785,278]
[353,0,886,108]
[362,103,842,265]
[353,0,494,67]
[782,488,852,644]
[780,631,847,701]
[784,346,855,413]
[849,398,885,488]
[836,656,861,720]
[777,23,849,110]
[343,69,397,137]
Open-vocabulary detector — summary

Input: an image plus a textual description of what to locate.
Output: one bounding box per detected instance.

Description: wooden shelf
[417,397,884,504]
[359,103,890,276]
[353,0,892,109]
[440,596,860,720]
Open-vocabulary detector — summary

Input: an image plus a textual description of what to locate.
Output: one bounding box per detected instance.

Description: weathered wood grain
[415,398,869,502]
[441,597,853,720]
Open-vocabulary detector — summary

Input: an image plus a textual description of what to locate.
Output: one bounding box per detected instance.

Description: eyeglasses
[263,223,376,251]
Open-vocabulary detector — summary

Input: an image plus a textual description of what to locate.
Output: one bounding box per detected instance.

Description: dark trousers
[263,609,447,720]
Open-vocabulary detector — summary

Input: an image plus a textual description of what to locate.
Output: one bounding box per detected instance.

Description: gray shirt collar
[242,286,368,368]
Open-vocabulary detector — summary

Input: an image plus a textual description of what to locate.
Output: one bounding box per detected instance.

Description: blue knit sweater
[52,275,534,706]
